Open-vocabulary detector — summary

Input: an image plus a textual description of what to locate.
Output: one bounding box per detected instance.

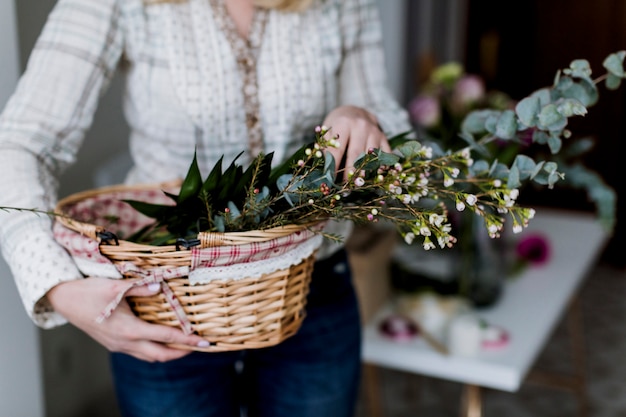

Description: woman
[0,0,410,415]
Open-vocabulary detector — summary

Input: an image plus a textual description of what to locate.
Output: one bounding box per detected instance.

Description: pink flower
[408,94,441,127]
[453,75,485,106]
[516,233,550,265]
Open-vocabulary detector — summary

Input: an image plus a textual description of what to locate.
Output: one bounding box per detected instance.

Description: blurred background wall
[0,0,45,415]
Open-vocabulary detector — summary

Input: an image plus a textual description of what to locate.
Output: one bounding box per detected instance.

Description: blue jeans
[111,249,362,417]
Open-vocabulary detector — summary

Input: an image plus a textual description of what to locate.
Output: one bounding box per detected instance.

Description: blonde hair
[145,0,314,11]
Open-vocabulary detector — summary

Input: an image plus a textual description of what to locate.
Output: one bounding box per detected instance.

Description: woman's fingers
[322,105,389,181]
[46,277,209,362]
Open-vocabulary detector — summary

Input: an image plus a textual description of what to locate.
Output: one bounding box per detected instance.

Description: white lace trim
[188,234,323,285]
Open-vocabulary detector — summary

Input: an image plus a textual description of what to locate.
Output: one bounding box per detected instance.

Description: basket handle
[55,213,107,241]
[197,232,227,248]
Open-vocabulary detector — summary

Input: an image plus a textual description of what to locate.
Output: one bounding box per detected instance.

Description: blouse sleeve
[336,0,411,136]
[0,0,125,328]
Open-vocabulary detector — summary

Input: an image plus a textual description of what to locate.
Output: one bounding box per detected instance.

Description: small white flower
[402,194,412,204]
[315,150,323,158]
[423,240,436,250]
[420,226,431,236]
[451,168,460,178]
[493,179,502,187]
[488,224,499,234]
[509,189,519,200]
[456,201,466,211]
[354,177,365,187]
[444,177,454,187]
[465,194,478,206]
[404,232,415,245]
[512,224,523,234]
[429,214,444,227]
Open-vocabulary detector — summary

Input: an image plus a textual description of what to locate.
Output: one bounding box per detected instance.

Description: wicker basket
[53,182,319,352]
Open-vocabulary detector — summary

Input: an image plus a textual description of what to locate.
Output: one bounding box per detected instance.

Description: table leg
[567,295,589,417]
[363,364,385,417]
[460,384,482,417]
[526,295,589,417]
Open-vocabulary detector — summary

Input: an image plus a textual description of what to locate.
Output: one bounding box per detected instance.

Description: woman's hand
[46,277,209,362]
[322,105,390,181]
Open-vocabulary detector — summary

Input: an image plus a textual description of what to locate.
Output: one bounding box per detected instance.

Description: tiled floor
[355,262,626,417]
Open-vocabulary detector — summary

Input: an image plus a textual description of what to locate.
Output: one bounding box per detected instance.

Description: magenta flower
[516,233,550,265]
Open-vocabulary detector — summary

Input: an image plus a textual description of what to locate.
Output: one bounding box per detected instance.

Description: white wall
[0,1,45,416]
[378,0,409,102]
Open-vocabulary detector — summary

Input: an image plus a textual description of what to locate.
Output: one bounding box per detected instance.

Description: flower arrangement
[408,59,617,231]
[3,52,625,253]
[122,126,535,249]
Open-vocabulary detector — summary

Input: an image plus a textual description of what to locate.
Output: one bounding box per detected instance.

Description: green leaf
[603,50,626,77]
[547,134,563,154]
[216,155,245,202]
[606,73,622,90]
[122,199,171,218]
[563,59,592,79]
[323,153,337,183]
[396,141,422,158]
[461,110,493,134]
[388,130,415,149]
[561,137,594,157]
[178,151,202,203]
[556,79,598,107]
[378,150,401,166]
[201,155,224,194]
[537,104,567,131]
[512,154,536,180]
[495,110,517,139]
[530,88,552,106]
[227,201,241,219]
[507,165,521,188]
[515,96,541,127]
[556,98,587,118]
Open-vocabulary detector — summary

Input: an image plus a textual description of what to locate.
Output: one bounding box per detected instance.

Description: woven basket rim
[54,181,318,249]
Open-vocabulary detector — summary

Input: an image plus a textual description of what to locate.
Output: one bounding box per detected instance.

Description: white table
[361,208,609,416]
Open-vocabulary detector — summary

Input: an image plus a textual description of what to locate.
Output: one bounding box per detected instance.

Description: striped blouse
[0,0,410,328]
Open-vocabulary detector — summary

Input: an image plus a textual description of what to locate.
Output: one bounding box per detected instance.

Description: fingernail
[197,340,211,348]
[147,283,160,292]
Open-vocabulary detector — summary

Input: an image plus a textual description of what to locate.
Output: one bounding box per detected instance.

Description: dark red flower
[516,233,550,265]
